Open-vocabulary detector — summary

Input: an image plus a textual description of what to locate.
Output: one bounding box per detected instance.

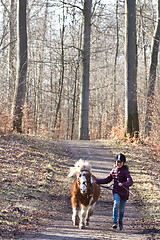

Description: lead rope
[117,180,136,197]
[100,184,113,190]
[100,182,136,197]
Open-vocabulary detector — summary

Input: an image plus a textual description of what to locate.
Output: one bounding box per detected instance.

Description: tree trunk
[8,0,17,96]
[141,0,148,94]
[71,28,82,140]
[71,55,80,140]
[36,0,48,134]
[79,0,92,140]
[54,2,65,130]
[145,0,160,136]
[124,0,139,137]
[12,0,27,133]
[112,0,119,124]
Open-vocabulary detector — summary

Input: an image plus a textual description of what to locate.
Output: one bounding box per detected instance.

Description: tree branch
[0,0,10,15]
[59,1,83,12]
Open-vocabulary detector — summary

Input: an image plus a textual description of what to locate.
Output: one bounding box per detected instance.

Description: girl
[95,153,133,230]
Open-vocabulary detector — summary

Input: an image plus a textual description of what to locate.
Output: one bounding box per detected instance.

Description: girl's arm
[121,171,133,187]
[96,173,113,185]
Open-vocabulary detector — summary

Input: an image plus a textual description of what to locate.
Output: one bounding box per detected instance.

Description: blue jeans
[113,193,127,223]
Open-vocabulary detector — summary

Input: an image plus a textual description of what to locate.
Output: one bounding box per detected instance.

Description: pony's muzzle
[81,189,87,194]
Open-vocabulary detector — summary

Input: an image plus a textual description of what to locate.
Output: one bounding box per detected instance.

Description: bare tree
[35,0,49,134]
[71,40,82,140]
[145,0,160,135]
[0,0,158,140]
[8,0,17,94]
[54,1,65,130]
[124,0,139,137]
[112,0,119,123]
[79,0,92,140]
[12,0,27,132]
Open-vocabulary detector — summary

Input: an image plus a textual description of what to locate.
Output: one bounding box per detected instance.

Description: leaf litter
[0,134,71,239]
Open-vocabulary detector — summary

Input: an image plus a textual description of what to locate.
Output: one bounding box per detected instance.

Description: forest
[0,1,160,237]
[0,0,159,150]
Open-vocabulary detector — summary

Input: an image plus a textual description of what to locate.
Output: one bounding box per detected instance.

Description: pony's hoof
[79,225,85,229]
[73,217,79,226]
[73,221,79,226]
[86,221,89,226]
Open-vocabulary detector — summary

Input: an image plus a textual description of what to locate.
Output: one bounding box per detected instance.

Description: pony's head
[77,169,94,194]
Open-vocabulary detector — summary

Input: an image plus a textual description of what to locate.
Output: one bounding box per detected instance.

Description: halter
[80,169,90,172]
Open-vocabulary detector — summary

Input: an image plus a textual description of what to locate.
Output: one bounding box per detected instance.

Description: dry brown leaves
[0,134,71,239]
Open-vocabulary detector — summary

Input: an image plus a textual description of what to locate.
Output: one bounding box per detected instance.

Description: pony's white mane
[68,159,91,177]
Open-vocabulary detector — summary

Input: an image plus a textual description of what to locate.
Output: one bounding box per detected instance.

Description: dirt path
[20,140,156,240]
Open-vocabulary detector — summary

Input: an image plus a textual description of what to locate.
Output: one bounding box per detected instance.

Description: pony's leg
[86,205,93,226]
[71,198,79,226]
[86,203,95,225]
[79,204,87,229]
[72,207,79,226]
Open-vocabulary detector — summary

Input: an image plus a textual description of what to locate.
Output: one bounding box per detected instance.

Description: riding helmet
[116,153,126,163]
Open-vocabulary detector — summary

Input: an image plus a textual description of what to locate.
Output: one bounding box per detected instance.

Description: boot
[119,221,123,230]
[112,222,118,229]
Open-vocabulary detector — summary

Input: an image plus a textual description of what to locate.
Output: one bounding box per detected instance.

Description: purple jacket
[96,166,133,200]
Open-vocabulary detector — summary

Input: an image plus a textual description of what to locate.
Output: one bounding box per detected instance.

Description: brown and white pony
[68,159,100,229]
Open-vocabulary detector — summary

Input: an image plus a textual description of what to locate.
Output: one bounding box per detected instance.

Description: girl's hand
[118,182,123,187]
